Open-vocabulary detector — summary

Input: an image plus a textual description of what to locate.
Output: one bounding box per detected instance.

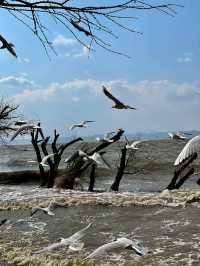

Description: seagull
[103,86,136,110]
[85,237,146,259]
[64,150,111,169]
[96,132,115,143]
[69,120,94,130]
[168,132,188,140]
[0,34,17,58]
[174,135,200,166]
[89,152,111,169]
[40,153,55,167]
[126,140,142,150]
[14,120,29,126]
[10,124,41,141]
[64,150,87,163]
[30,199,56,217]
[34,223,92,254]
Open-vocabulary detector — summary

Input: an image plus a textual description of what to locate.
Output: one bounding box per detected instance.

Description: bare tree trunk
[54,129,125,190]
[167,153,197,190]
[110,145,127,191]
[31,125,46,186]
[88,164,96,192]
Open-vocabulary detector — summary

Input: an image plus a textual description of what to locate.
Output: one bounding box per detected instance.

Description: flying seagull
[64,150,111,169]
[0,34,17,58]
[30,199,56,217]
[174,135,200,166]
[10,124,41,141]
[96,131,115,143]
[168,132,188,140]
[34,223,92,254]
[125,136,142,150]
[40,153,55,167]
[69,120,94,130]
[85,237,146,259]
[102,86,136,110]
[14,120,29,126]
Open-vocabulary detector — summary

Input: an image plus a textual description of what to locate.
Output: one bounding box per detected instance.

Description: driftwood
[31,125,83,188]
[111,145,127,191]
[167,153,197,190]
[0,170,47,184]
[55,128,125,190]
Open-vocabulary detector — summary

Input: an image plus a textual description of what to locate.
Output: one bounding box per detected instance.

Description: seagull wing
[92,153,111,169]
[10,124,33,141]
[130,140,142,148]
[132,245,146,256]
[30,208,40,217]
[85,242,117,259]
[82,120,94,124]
[7,43,17,58]
[176,132,187,139]
[102,86,124,105]
[64,151,80,163]
[41,153,55,165]
[0,34,17,58]
[69,124,77,130]
[174,135,200,166]
[34,242,62,254]
[69,242,84,251]
[68,223,92,242]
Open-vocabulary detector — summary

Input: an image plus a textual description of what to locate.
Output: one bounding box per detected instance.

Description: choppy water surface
[0,140,200,265]
[0,204,200,265]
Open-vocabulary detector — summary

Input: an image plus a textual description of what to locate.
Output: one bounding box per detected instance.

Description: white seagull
[103,86,136,110]
[0,34,17,58]
[69,120,94,130]
[34,223,92,254]
[174,135,200,166]
[40,153,55,167]
[168,132,188,140]
[30,199,56,217]
[126,140,142,150]
[85,237,145,259]
[64,150,111,169]
[10,124,41,141]
[96,132,115,143]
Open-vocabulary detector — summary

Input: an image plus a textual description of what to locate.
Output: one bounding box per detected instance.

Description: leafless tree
[0,98,18,139]
[0,1,181,57]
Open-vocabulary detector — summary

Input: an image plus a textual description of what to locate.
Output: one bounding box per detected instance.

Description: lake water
[0,139,200,265]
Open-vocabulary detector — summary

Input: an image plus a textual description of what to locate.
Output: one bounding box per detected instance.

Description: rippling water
[0,140,200,265]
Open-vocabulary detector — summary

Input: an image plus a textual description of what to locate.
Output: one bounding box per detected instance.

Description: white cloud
[0,75,35,87]
[8,76,200,134]
[53,35,77,47]
[11,77,200,105]
[177,53,192,63]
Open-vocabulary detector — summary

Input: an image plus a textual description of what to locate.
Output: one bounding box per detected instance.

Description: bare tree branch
[0,1,182,57]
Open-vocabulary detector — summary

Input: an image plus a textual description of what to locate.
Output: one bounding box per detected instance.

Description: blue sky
[0,0,200,138]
